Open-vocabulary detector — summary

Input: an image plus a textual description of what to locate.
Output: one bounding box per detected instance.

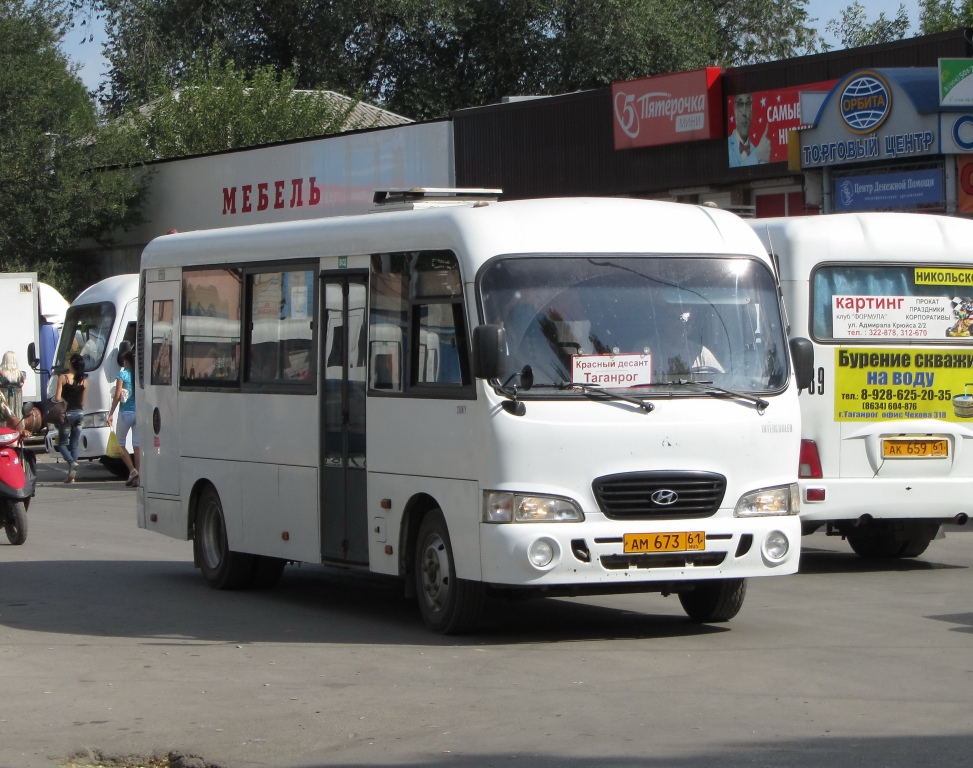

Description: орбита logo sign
[839,71,892,133]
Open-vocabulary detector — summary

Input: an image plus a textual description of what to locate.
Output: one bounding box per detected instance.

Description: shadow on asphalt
[32,456,125,485]
[0,555,729,646]
[57,731,973,768]
[283,734,973,768]
[11,456,968,645]
[281,734,973,768]
[798,545,964,575]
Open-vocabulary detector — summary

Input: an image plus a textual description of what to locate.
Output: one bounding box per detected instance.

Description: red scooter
[0,405,39,545]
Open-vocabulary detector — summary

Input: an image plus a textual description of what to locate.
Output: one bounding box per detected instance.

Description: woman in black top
[54,353,87,483]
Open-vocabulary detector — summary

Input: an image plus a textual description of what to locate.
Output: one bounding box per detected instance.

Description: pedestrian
[107,342,139,486]
[54,353,87,483]
[0,351,26,421]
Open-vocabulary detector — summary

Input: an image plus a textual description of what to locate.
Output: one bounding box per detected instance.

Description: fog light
[762,530,789,561]
[528,538,557,568]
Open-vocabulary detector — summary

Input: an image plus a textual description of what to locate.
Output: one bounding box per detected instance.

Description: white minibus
[751,213,973,558]
[46,274,139,474]
[136,193,812,633]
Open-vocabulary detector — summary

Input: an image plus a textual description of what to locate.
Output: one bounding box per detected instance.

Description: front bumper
[479,513,800,587]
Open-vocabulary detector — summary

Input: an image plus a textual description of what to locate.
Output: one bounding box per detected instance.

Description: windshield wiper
[543,382,655,413]
[673,379,770,414]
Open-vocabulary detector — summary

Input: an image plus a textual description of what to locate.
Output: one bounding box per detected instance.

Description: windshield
[479,255,788,394]
[812,263,973,342]
[52,301,116,373]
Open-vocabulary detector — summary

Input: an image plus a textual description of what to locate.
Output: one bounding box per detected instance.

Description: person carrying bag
[107,342,139,487]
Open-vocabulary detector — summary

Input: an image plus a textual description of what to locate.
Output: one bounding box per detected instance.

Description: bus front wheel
[414,509,484,635]
[194,486,255,589]
[678,578,747,622]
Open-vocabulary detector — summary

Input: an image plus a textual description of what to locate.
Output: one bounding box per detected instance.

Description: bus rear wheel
[678,578,747,622]
[194,486,255,589]
[845,522,935,559]
[414,509,484,635]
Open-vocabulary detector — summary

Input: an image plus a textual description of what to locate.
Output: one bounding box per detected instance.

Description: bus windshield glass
[52,301,116,373]
[812,264,973,342]
[479,255,787,393]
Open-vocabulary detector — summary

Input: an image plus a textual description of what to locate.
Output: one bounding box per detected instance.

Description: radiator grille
[592,471,726,519]
[600,551,727,570]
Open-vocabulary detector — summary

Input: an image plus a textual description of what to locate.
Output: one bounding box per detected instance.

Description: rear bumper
[799,477,973,523]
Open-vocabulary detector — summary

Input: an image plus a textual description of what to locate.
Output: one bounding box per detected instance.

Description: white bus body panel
[752,213,973,524]
[366,391,800,583]
[139,198,802,589]
[46,274,139,460]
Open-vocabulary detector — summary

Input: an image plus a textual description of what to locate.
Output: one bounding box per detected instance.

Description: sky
[59,1,926,94]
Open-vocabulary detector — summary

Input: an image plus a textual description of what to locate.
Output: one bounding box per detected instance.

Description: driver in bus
[655,309,723,375]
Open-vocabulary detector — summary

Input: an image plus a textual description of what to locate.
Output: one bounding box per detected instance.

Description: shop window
[755,191,819,218]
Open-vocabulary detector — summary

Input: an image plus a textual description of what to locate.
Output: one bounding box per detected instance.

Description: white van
[751,213,973,557]
[46,274,139,474]
[136,194,812,632]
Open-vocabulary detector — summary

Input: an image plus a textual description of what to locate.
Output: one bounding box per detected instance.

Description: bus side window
[151,301,173,386]
[181,268,242,386]
[369,335,402,390]
[245,268,316,386]
[368,249,471,394]
[414,303,468,385]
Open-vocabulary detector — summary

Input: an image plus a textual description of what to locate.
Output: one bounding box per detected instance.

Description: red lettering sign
[220,176,330,216]
[727,80,837,167]
[612,68,722,150]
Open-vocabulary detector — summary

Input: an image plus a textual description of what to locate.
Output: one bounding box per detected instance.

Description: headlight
[483,491,584,523]
[0,431,20,445]
[734,483,800,517]
[82,411,109,429]
[762,530,790,561]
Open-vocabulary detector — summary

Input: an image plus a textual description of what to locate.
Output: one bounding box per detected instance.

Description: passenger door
[320,274,368,565]
[141,277,180,498]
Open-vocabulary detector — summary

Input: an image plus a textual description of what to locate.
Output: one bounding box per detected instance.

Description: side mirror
[471,324,507,380]
[789,337,814,391]
[27,342,39,371]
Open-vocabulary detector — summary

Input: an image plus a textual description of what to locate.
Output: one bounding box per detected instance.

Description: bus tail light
[799,439,823,478]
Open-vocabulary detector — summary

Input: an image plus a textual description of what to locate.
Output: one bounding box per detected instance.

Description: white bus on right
[751,213,973,558]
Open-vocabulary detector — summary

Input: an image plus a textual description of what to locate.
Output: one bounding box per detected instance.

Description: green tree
[0,0,147,298]
[114,59,375,160]
[918,0,973,33]
[826,2,911,48]
[80,0,823,120]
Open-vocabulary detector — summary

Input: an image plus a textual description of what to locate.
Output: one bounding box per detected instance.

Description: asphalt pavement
[1,451,972,768]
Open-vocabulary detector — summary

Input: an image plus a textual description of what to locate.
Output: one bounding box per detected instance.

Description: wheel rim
[199,501,225,570]
[418,531,450,613]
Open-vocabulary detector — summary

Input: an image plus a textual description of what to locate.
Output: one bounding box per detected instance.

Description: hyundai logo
[650,489,679,506]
